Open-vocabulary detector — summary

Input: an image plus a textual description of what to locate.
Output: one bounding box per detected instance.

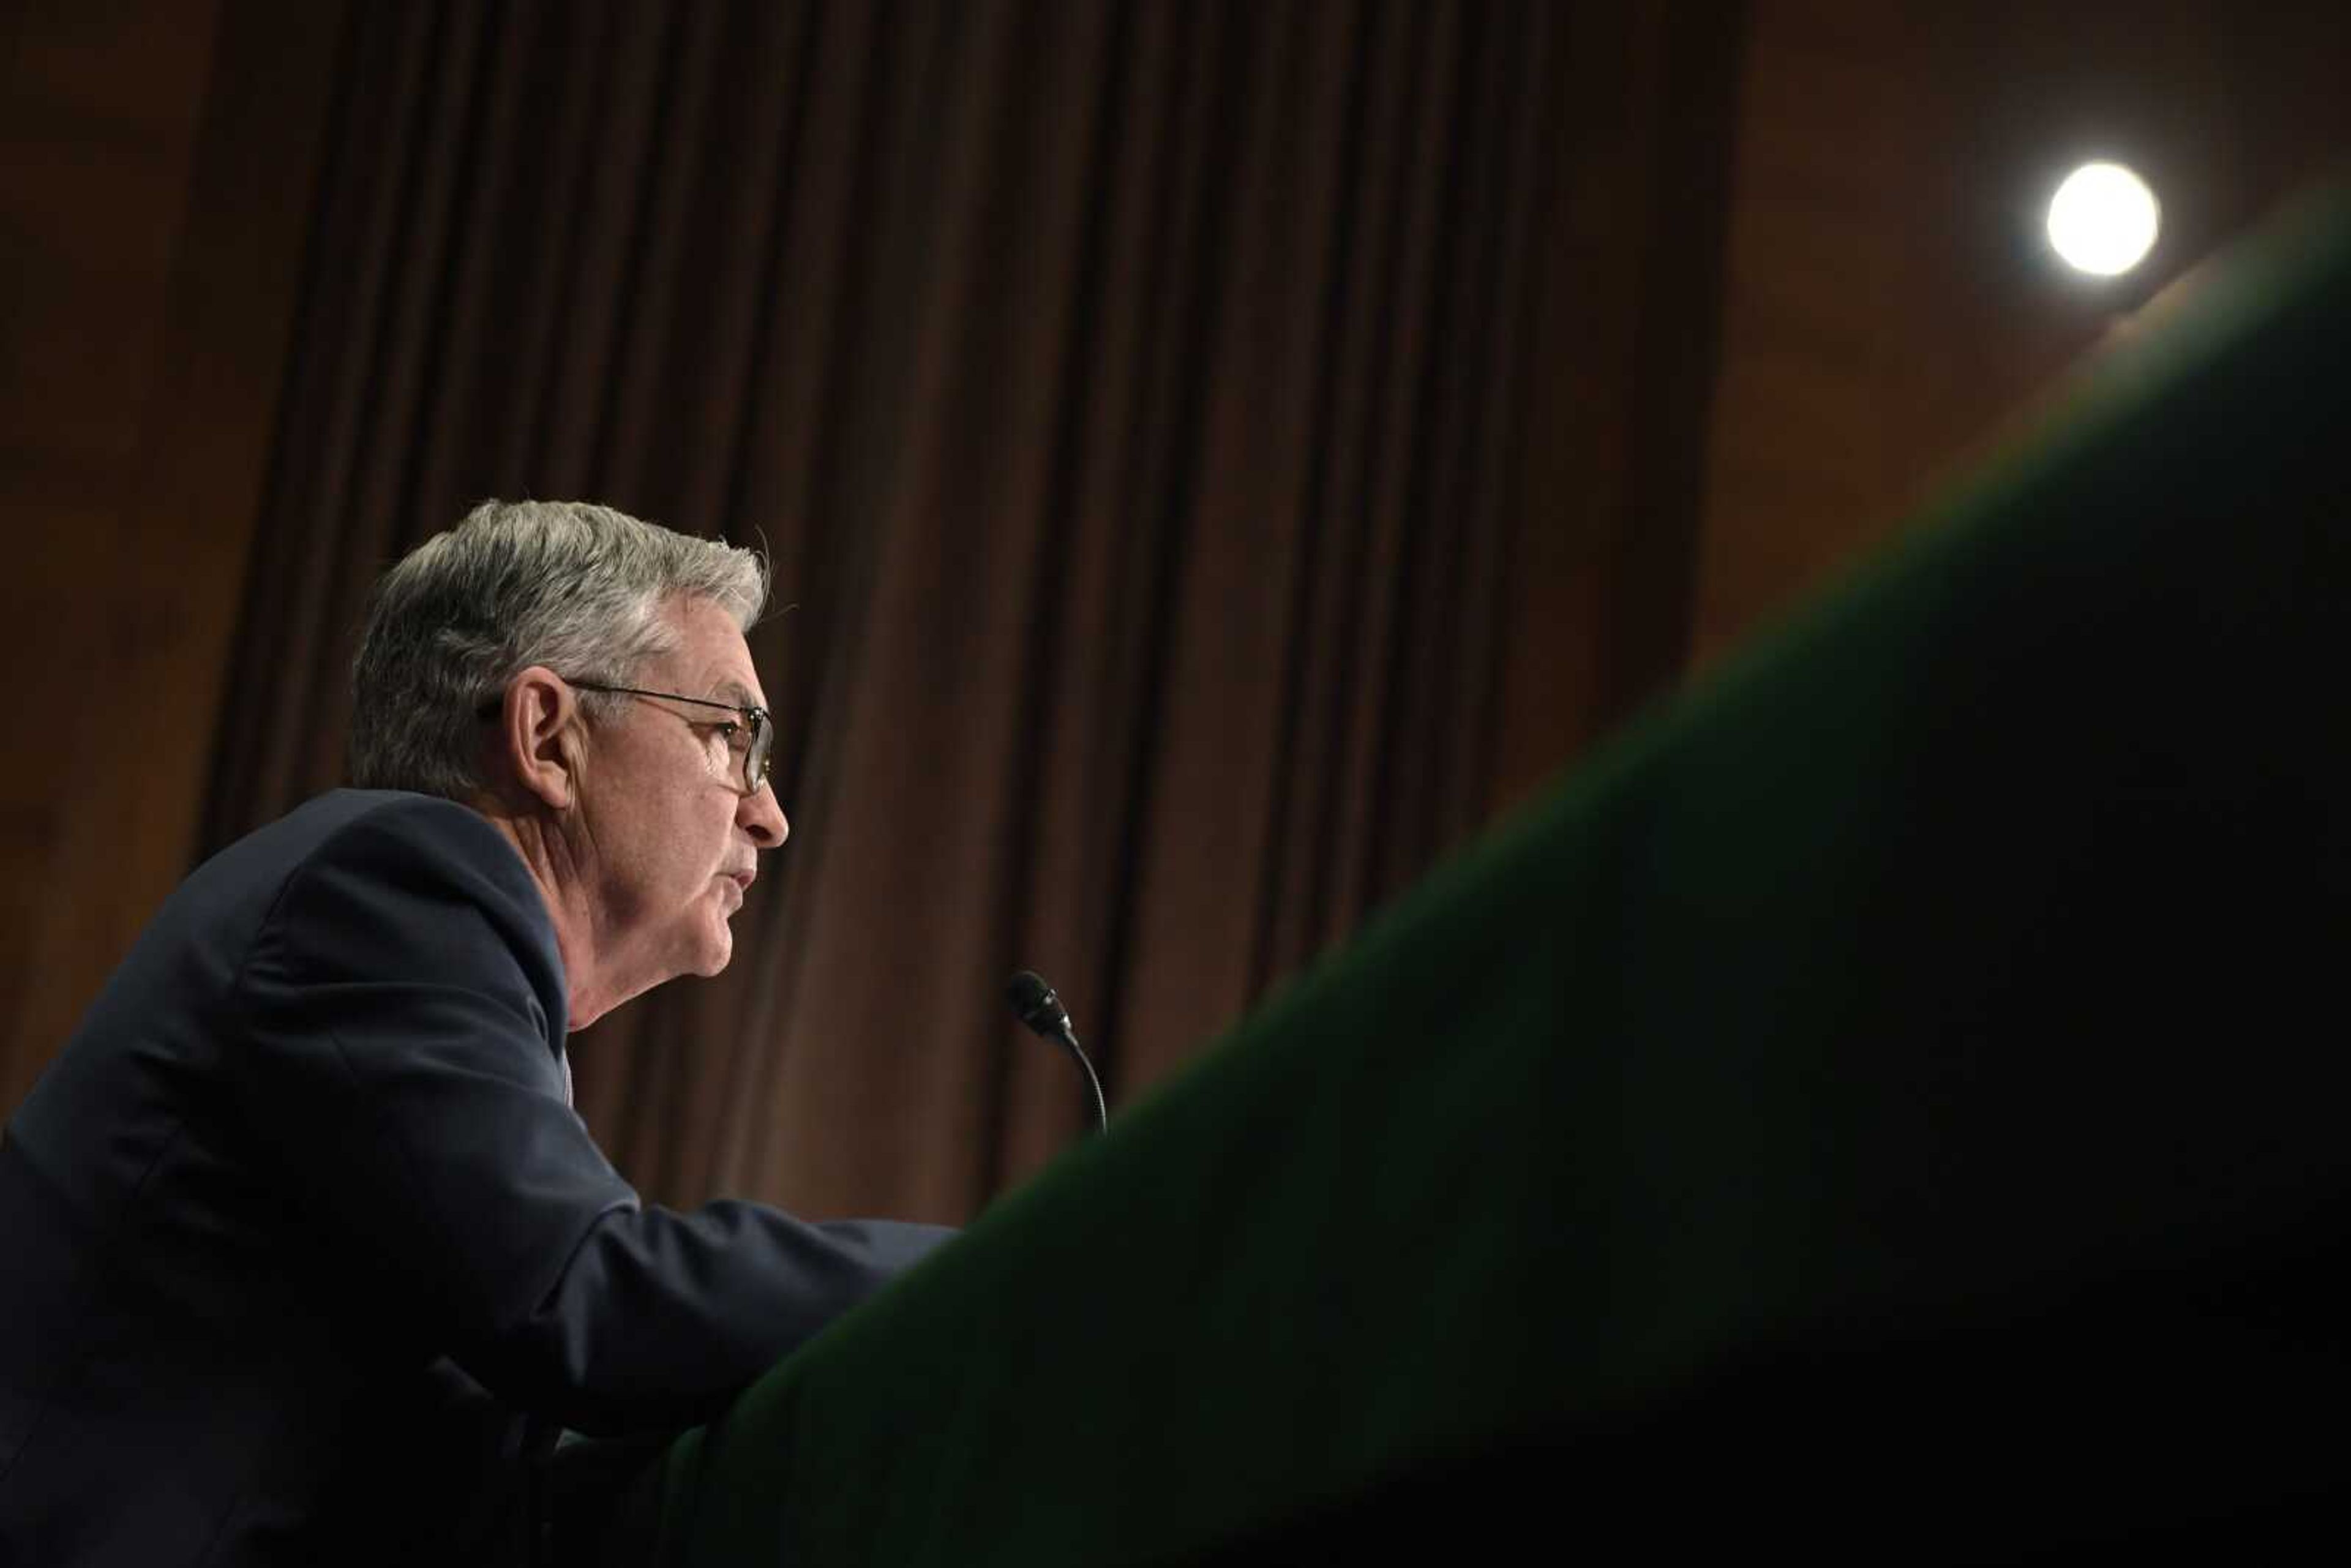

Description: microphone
[1006,970,1109,1135]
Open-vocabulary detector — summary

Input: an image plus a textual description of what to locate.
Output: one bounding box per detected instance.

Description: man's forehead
[680,656,765,708]
[658,596,767,703]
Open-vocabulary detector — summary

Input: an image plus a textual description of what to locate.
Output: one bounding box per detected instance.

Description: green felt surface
[648,184,2351,1564]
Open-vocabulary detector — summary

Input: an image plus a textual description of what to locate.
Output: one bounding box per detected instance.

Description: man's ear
[493,666,583,812]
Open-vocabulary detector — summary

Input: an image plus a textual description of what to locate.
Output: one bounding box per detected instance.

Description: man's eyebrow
[713,679,760,707]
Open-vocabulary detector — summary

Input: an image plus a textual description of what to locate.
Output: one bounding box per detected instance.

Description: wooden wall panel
[0,0,343,1109]
[1692,1,2351,669]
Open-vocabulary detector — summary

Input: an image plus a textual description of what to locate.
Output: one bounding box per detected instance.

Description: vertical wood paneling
[0,0,344,1110]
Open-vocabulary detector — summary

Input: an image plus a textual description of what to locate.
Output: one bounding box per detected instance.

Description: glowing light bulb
[2046,162,2159,277]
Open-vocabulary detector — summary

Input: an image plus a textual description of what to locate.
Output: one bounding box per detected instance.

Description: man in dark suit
[0,501,953,1566]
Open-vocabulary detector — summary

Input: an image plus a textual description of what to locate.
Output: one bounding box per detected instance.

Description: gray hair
[350,500,768,797]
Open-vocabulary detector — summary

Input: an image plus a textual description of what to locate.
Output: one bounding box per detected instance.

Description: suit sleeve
[231,796,953,1433]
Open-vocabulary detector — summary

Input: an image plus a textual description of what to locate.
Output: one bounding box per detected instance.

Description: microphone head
[1006,969,1071,1037]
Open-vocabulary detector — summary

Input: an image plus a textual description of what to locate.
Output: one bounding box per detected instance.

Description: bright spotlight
[2046,162,2159,277]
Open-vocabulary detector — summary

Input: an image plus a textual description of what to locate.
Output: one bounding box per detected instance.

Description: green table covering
[642,184,2351,1564]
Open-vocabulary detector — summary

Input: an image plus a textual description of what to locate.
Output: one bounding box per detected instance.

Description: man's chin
[691,922,733,977]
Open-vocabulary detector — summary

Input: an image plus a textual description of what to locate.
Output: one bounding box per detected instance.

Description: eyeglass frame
[477,677,775,795]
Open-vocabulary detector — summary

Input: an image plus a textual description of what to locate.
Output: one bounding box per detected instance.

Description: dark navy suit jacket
[0,791,952,1566]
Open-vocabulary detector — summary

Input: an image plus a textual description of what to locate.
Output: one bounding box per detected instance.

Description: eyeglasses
[564,681,775,795]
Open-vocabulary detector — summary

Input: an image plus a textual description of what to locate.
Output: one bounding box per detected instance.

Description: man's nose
[741,784,789,848]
